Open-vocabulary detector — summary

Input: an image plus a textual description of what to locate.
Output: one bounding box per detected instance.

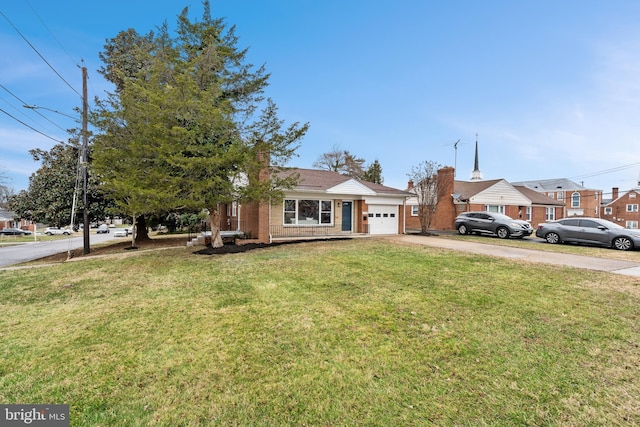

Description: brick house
[0,208,35,232]
[218,168,412,242]
[405,167,564,231]
[601,187,640,229]
[511,178,603,218]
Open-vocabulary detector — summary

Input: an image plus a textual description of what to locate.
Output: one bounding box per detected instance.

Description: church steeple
[470,134,482,181]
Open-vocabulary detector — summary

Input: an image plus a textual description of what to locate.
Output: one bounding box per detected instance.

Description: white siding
[470,180,531,206]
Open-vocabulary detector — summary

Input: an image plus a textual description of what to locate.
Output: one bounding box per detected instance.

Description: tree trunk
[208,208,224,248]
[136,215,152,242]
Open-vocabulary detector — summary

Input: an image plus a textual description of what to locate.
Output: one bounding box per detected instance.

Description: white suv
[44,227,72,236]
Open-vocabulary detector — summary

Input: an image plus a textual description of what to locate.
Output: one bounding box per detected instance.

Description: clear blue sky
[2,1,640,197]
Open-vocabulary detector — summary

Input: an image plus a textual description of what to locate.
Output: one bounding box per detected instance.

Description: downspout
[269,197,272,244]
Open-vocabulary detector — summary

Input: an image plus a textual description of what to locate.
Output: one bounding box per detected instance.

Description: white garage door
[367,205,399,235]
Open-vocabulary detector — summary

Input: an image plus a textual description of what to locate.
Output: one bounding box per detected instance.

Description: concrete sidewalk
[388,234,640,277]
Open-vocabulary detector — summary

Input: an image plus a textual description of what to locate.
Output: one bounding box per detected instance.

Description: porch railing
[269,224,368,239]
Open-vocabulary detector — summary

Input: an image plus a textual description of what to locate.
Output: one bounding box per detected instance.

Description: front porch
[268,224,370,241]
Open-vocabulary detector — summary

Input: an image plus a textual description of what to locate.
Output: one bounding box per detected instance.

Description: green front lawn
[1,239,638,425]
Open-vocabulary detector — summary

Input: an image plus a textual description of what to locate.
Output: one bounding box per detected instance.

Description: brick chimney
[612,187,619,200]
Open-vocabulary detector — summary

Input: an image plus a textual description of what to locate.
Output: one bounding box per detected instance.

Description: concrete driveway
[390,234,640,277]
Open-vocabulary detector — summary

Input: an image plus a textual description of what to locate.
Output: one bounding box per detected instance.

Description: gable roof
[510,178,597,191]
[278,168,411,197]
[454,179,503,200]
[453,179,564,206]
[512,185,565,206]
[0,208,15,221]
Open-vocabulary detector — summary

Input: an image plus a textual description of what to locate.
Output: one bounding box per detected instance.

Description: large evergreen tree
[92,2,308,247]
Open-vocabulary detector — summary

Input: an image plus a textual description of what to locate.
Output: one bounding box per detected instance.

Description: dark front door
[341,201,353,232]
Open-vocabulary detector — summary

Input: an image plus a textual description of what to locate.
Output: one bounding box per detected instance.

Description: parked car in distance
[0,227,32,235]
[113,228,127,237]
[96,224,110,234]
[535,217,640,251]
[44,227,71,236]
[455,211,534,239]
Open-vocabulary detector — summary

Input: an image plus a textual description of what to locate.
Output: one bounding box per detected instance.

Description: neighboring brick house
[511,178,603,218]
[218,168,412,242]
[405,167,564,231]
[0,208,35,232]
[601,187,640,229]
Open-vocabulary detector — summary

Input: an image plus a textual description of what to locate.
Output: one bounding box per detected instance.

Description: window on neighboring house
[232,201,237,217]
[557,192,564,200]
[604,207,612,215]
[571,192,580,208]
[284,199,333,225]
[526,206,532,221]
[485,205,505,214]
[548,192,555,199]
[626,221,638,229]
[595,192,599,201]
[631,192,637,199]
[411,205,419,216]
[626,204,639,212]
[545,207,555,221]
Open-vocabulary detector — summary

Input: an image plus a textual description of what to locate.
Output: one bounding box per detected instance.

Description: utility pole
[82,66,90,254]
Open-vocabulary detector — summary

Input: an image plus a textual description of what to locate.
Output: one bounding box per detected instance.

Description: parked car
[96,224,110,234]
[535,217,640,251]
[113,228,127,237]
[455,211,534,239]
[44,227,71,236]
[0,227,32,236]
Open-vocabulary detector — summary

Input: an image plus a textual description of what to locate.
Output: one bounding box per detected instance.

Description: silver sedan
[535,217,640,251]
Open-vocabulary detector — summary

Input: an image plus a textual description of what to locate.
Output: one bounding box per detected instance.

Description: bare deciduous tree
[408,160,444,234]
[313,146,365,179]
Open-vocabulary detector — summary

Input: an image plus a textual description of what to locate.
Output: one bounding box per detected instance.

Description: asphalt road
[0,232,116,267]
[390,234,640,277]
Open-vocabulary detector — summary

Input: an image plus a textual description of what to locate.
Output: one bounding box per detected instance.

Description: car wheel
[496,227,510,239]
[545,232,560,244]
[457,224,468,235]
[45,232,52,236]
[613,236,633,251]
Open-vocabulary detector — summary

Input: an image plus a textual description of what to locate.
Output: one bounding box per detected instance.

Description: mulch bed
[195,238,352,255]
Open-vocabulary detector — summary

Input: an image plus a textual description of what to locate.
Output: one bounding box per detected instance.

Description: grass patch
[1,239,639,425]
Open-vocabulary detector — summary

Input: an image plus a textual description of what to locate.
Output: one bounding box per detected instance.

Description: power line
[569,162,640,180]
[0,107,64,143]
[0,83,69,132]
[23,0,79,67]
[0,10,82,99]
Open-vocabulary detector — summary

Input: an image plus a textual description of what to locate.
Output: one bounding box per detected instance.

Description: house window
[548,192,555,199]
[411,205,419,216]
[626,204,638,212]
[232,201,237,217]
[571,192,580,208]
[526,206,532,221]
[604,207,612,215]
[630,193,637,199]
[627,221,638,229]
[485,205,505,214]
[545,207,555,221]
[284,199,333,225]
[557,192,564,201]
